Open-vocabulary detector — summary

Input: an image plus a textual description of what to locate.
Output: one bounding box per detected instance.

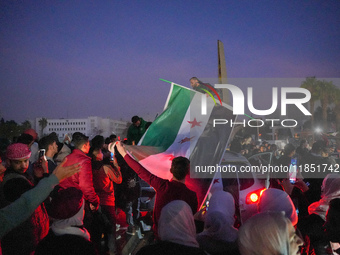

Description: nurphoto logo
[201,84,311,116]
[200,83,312,128]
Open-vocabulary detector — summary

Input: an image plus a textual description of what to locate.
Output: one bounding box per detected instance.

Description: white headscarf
[158,200,199,248]
[258,188,298,226]
[50,200,90,241]
[197,190,238,242]
[308,173,340,220]
[238,211,291,255]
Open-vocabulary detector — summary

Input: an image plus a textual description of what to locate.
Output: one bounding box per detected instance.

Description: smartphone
[289,158,297,184]
[110,152,114,161]
[38,149,46,160]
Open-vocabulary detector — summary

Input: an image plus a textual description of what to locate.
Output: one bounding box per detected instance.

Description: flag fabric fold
[126,82,235,193]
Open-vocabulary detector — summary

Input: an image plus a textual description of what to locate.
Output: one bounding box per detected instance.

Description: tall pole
[217,40,230,104]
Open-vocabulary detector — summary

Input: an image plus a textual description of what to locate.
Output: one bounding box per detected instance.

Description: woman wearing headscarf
[238,211,303,255]
[136,200,206,255]
[196,190,239,255]
[308,174,340,221]
[258,188,298,226]
[297,173,340,255]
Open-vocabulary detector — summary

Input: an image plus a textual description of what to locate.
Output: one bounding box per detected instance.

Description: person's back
[114,142,198,237]
[35,233,97,255]
[58,133,99,208]
[35,187,97,255]
[151,176,198,234]
[59,148,98,202]
[130,157,198,236]
[297,213,330,255]
[196,190,239,255]
[136,200,205,255]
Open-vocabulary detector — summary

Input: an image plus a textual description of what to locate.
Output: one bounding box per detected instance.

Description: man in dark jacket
[114,141,198,238]
[127,116,152,145]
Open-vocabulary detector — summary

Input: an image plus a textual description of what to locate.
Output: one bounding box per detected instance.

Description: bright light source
[249,193,259,203]
[315,127,322,133]
[246,188,266,204]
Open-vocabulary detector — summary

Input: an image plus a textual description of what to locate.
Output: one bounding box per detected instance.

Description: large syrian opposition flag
[125,82,235,202]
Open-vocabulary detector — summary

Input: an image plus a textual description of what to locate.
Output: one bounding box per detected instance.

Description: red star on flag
[179,137,195,144]
[188,118,202,128]
[213,179,220,184]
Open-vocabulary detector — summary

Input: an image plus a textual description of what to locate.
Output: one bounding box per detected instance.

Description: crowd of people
[0,123,340,255]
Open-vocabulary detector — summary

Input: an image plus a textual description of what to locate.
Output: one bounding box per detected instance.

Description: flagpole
[159,78,173,84]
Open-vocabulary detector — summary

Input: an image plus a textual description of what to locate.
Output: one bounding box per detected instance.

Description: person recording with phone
[38,134,59,174]
[273,143,310,219]
[1,156,81,239]
[32,149,49,184]
[0,143,80,254]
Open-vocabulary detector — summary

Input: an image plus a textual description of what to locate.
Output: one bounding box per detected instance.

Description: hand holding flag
[115,142,127,157]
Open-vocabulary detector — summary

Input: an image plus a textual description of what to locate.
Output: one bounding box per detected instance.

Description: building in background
[31,116,129,141]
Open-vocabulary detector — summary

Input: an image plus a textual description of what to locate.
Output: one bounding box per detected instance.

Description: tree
[313,106,323,128]
[21,120,32,131]
[333,87,340,132]
[0,120,21,142]
[318,80,336,131]
[300,77,320,129]
[38,118,48,137]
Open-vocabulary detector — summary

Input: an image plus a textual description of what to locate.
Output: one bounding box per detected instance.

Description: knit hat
[6,143,31,160]
[48,187,84,219]
[23,128,38,141]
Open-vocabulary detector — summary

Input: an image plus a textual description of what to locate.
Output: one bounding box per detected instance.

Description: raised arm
[0,159,80,238]
[114,142,165,189]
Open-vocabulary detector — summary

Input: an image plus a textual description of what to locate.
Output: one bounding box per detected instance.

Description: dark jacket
[136,241,206,255]
[35,231,98,255]
[298,213,332,255]
[127,118,151,145]
[0,169,49,255]
[124,154,198,237]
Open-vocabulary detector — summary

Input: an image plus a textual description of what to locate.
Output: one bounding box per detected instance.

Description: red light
[250,193,259,203]
[246,188,266,204]
[260,189,265,196]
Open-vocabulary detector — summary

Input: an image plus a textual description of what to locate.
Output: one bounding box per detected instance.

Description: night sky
[1,1,339,124]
